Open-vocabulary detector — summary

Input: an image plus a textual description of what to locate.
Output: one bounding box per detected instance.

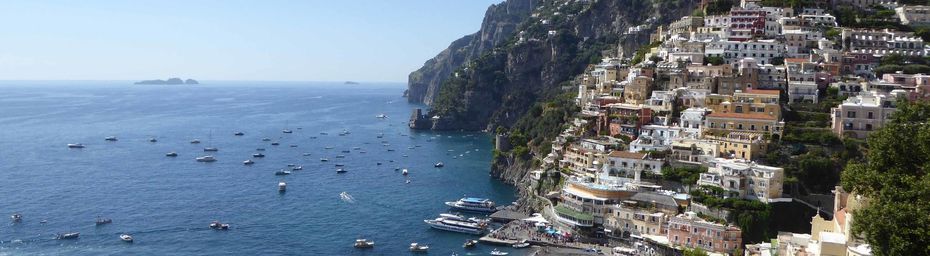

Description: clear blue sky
[0,0,502,82]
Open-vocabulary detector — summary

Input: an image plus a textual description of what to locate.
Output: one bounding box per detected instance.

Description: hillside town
[508,0,930,255]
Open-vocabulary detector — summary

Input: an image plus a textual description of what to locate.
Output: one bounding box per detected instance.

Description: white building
[680,107,711,138]
[788,81,819,103]
[842,28,926,56]
[698,158,784,202]
[896,5,930,25]
[706,40,786,65]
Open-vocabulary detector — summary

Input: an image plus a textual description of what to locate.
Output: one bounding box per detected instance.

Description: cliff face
[414,0,697,132]
[407,0,537,105]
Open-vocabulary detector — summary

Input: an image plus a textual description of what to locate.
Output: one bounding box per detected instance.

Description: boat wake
[339,192,355,203]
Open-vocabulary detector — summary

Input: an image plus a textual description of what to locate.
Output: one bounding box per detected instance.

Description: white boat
[445,197,497,213]
[56,232,80,240]
[336,168,347,173]
[402,169,409,175]
[243,159,255,165]
[120,234,133,243]
[409,243,429,252]
[512,242,530,248]
[320,158,329,162]
[490,249,509,255]
[262,138,271,142]
[67,143,85,148]
[292,166,303,171]
[104,136,118,141]
[11,213,22,223]
[424,214,487,235]
[190,139,201,144]
[252,153,265,158]
[274,170,291,176]
[282,121,293,133]
[354,238,374,248]
[166,152,178,157]
[196,155,216,162]
[278,181,287,192]
[463,239,478,248]
[209,221,229,230]
[434,162,444,168]
[376,113,387,119]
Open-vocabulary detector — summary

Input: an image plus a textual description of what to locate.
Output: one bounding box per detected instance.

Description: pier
[480,220,613,253]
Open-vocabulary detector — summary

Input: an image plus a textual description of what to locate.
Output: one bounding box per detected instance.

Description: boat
[262,138,271,142]
[243,159,255,165]
[67,143,85,148]
[196,155,216,162]
[341,150,350,153]
[302,153,312,156]
[290,144,298,148]
[490,249,509,255]
[324,146,334,149]
[292,166,303,171]
[335,164,345,167]
[409,243,429,252]
[56,232,80,240]
[354,238,374,248]
[209,221,229,230]
[335,155,345,158]
[166,152,178,157]
[402,169,409,175]
[11,213,22,223]
[320,132,328,135]
[120,234,133,243]
[104,136,118,141]
[274,170,291,176]
[190,139,201,144]
[512,242,531,248]
[203,147,219,152]
[278,181,287,192]
[463,239,478,248]
[271,142,280,146]
[282,121,293,133]
[434,162,444,168]
[148,137,157,142]
[320,158,329,162]
[376,113,387,119]
[287,163,296,167]
[95,216,112,225]
[234,132,244,136]
[252,153,265,158]
[336,168,347,173]
[424,214,487,235]
[445,197,498,213]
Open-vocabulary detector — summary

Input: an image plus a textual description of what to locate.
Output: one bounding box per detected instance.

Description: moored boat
[166,152,178,157]
[252,153,265,158]
[445,197,498,213]
[336,168,347,173]
[120,234,133,243]
[409,243,429,252]
[196,155,216,162]
[234,132,244,136]
[278,181,287,192]
[11,213,22,223]
[491,249,509,255]
[354,239,374,248]
[95,216,112,225]
[274,170,291,176]
[434,162,444,168]
[204,147,219,152]
[424,214,487,235]
[402,169,409,175]
[209,221,229,230]
[463,239,478,248]
[190,139,201,144]
[56,232,80,239]
[243,159,255,165]
[67,143,85,148]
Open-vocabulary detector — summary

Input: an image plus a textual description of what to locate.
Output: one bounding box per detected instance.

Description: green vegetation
[873,54,930,76]
[841,100,930,256]
[690,186,773,243]
[631,41,662,65]
[661,165,706,185]
[704,0,736,15]
[682,248,710,256]
[832,5,913,30]
[555,204,594,221]
[704,56,725,66]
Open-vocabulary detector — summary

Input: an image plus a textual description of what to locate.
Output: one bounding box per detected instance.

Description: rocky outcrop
[135,77,198,85]
[407,0,537,105]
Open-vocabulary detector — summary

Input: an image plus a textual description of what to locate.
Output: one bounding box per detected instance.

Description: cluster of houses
[529,0,930,255]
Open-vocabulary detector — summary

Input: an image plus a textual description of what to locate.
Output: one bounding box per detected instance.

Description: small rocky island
[135,78,199,85]
[344,81,360,85]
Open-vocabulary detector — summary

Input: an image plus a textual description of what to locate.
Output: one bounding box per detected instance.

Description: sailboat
[282,121,293,134]
[204,130,218,152]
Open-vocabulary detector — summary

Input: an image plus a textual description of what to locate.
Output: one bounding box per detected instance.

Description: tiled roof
[743,88,780,95]
[706,112,777,120]
[608,151,646,159]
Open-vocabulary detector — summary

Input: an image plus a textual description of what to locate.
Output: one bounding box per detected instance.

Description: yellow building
[625,76,654,105]
[707,132,768,161]
[707,89,782,120]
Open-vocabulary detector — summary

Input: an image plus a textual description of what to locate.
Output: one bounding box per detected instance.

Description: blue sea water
[0,81,519,255]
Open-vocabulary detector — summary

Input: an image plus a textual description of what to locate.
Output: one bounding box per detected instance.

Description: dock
[489,209,529,222]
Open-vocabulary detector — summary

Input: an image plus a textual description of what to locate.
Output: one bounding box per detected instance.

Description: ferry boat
[56,232,80,239]
[67,143,85,148]
[166,152,178,157]
[354,239,374,248]
[445,197,498,213]
[196,155,216,162]
[423,214,487,235]
[120,234,133,243]
[104,136,118,141]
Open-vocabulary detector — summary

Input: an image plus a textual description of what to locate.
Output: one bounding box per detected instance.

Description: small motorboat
[490,249,509,255]
[409,243,429,252]
[271,142,280,146]
[402,169,409,175]
[336,168,347,173]
[190,139,201,144]
[354,239,375,248]
[320,132,328,135]
[292,166,303,171]
[463,239,478,248]
[243,159,255,165]
[209,221,229,230]
[148,138,157,143]
[196,155,216,162]
[95,216,112,225]
[262,138,271,142]
[290,144,298,148]
[320,158,329,162]
[341,150,351,153]
[165,151,179,157]
[434,162,444,168]
[282,129,293,134]
[56,232,80,240]
[302,153,312,156]
[278,181,287,192]
[287,163,296,167]
[310,136,317,139]
[334,164,345,167]
[324,146,334,149]
[120,234,133,243]
[105,136,118,141]
[67,143,85,148]
[512,242,530,248]
[335,155,345,158]
[274,170,291,176]
[204,147,219,152]
[252,153,265,158]
[376,162,382,165]
[234,132,244,136]
[376,113,387,119]
[11,213,22,223]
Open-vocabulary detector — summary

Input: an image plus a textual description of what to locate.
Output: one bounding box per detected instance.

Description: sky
[0,0,503,82]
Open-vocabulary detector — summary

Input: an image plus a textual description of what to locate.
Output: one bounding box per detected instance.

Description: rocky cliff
[407,0,537,105]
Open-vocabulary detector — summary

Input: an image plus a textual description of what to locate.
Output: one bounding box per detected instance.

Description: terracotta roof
[608,151,646,159]
[743,88,780,95]
[706,112,777,120]
[785,58,808,63]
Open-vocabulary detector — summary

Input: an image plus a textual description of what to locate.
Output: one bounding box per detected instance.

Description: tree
[704,56,725,66]
[683,248,709,256]
[840,100,930,256]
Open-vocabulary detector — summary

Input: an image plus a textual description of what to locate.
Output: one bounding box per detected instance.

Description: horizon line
[0,79,408,84]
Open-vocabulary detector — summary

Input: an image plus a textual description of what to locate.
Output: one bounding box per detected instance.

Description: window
[868,112,874,119]
[848,111,856,118]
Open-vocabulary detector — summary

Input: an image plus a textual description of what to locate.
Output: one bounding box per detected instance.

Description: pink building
[667,212,742,254]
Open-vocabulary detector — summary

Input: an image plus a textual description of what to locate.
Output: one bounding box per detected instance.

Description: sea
[0,81,520,255]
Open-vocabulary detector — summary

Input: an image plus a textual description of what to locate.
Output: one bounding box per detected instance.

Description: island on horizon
[135,78,199,85]
[344,81,360,85]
